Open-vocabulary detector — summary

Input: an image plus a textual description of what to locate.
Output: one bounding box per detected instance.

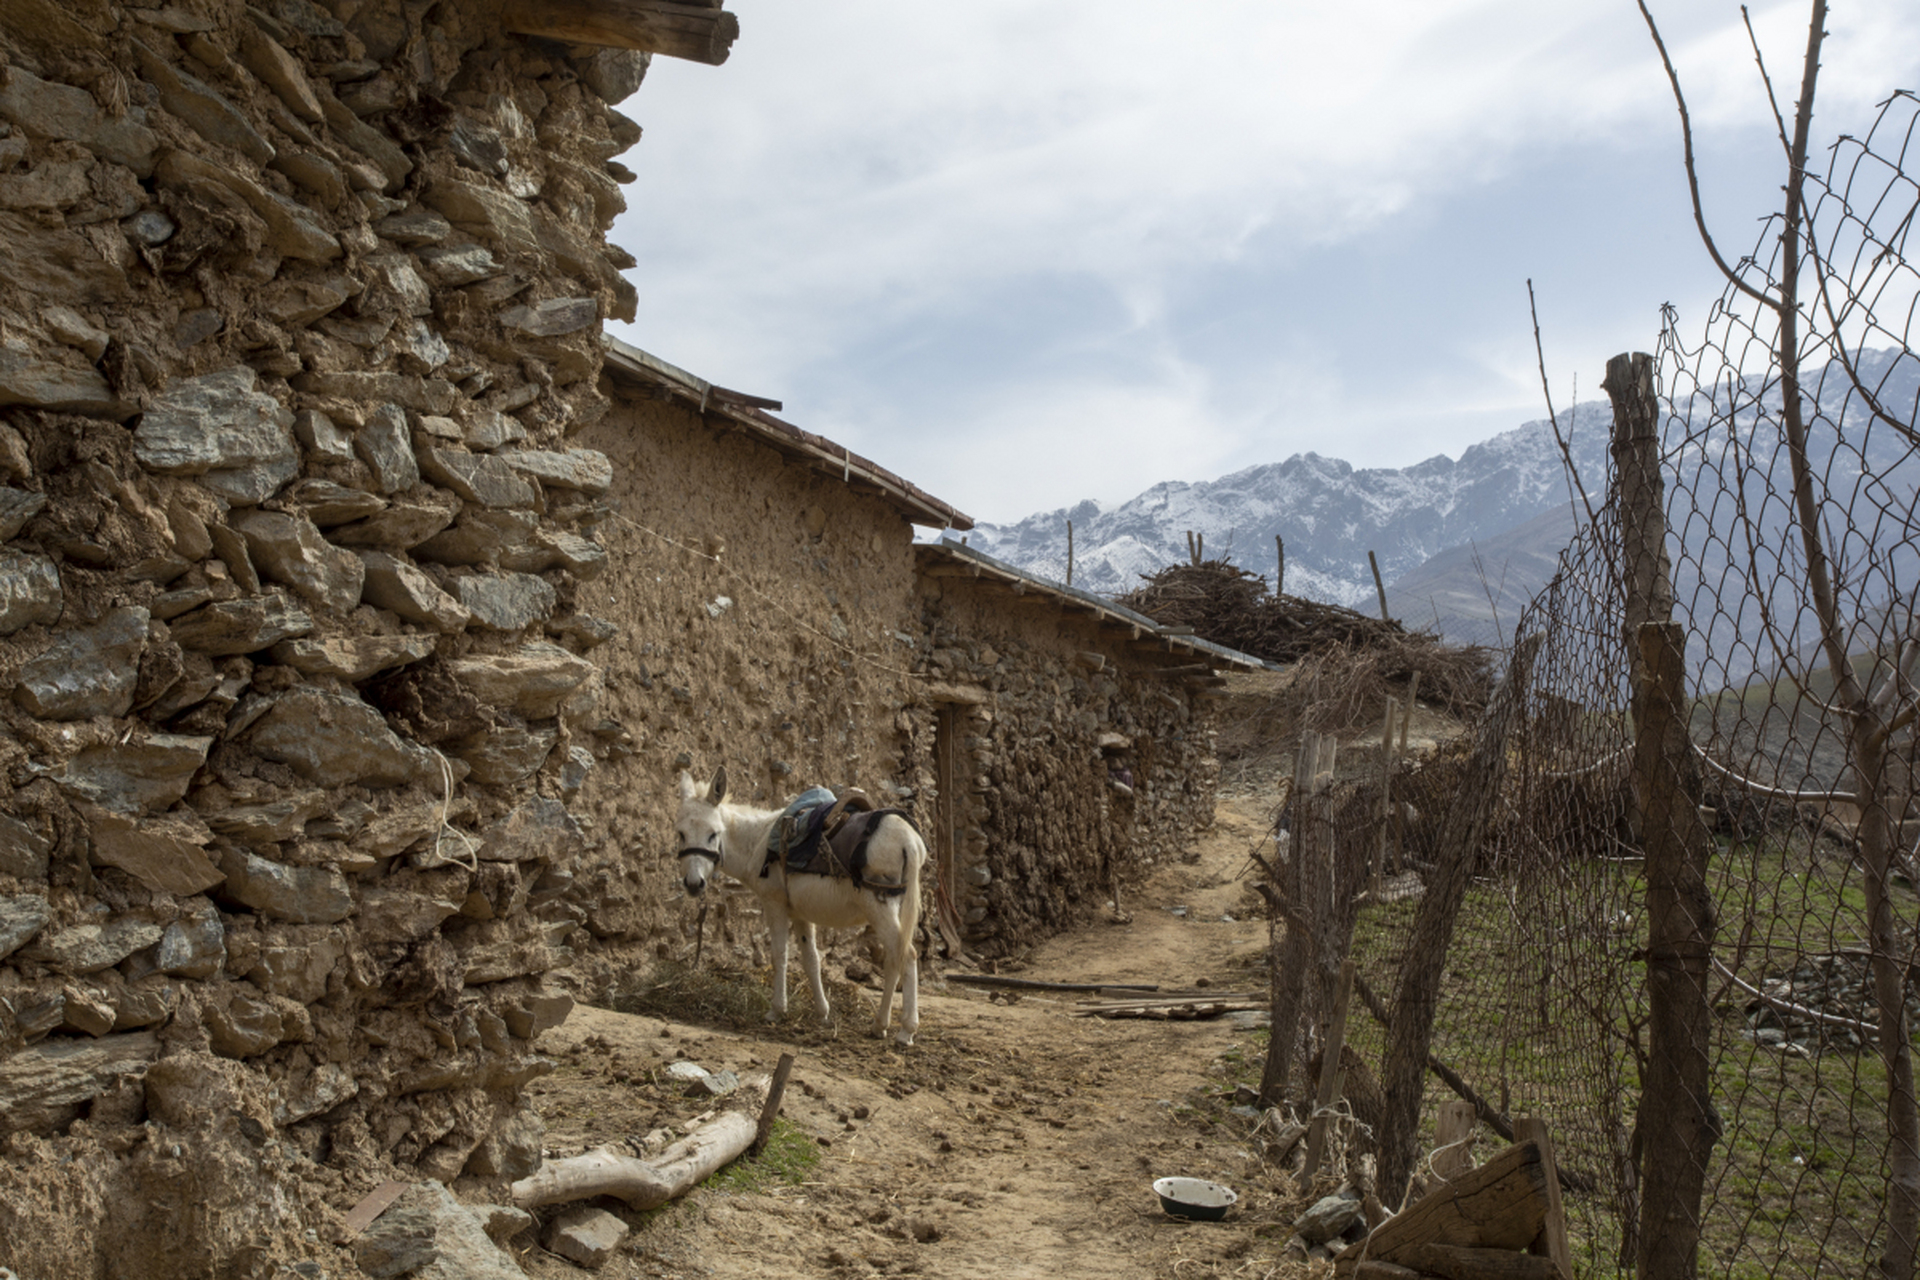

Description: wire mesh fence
[1260,87,1920,1277]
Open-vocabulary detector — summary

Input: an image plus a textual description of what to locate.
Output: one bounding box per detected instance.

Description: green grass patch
[1329,827,1920,1276]
[702,1118,821,1194]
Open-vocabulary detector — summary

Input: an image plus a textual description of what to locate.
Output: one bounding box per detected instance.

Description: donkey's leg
[868,900,904,1041]
[798,921,832,1023]
[765,905,791,1020]
[897,930,920,1048]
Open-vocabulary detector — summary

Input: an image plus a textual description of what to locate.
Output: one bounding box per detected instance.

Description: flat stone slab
[13,605,148,720]
[248,685,433,788]
[543,1205,627,1269]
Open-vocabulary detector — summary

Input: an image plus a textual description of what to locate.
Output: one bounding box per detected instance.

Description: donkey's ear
[677,769,696,800]
[709,765,728,804]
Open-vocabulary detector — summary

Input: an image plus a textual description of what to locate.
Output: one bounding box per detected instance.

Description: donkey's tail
[900,826,925,962]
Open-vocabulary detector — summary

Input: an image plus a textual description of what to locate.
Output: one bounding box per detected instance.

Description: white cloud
[607,0,1920,523]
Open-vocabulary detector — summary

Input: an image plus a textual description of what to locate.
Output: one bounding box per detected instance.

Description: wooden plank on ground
[1513,1117,1574,1280]
[340,1180,409,1239]
[1335,1138,1547,1263]
[1391,1243,1564,1280]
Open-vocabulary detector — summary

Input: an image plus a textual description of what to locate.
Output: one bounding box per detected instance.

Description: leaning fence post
[1258,737,1316,1106]
[1608,351,1716,1280]
[1376,632,1540,1206]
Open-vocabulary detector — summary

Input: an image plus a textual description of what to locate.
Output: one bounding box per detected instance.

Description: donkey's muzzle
[678,849,712,896]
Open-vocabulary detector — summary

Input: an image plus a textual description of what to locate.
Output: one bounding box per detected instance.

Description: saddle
[761,786,916,896]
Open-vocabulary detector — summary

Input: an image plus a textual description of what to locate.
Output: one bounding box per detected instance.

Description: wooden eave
[503,0,741,66]
[914,538,1269,677]
[601,336,974,531]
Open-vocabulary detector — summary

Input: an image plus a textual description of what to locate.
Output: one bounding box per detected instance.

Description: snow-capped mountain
[960,347,1920,688]
[962,402,1616,609]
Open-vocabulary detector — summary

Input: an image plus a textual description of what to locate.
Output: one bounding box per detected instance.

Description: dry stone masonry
[0,0,1241,1269]
[0,0,651,1269]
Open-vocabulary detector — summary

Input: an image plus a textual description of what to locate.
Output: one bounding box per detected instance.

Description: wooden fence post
[1376,633,1540,1205]
[1608,350,1716,1280]
[1369,550,1391,622]
[1259,736,1317,1106]
[1374,696,1399,894]
[1304,959,1357,1177]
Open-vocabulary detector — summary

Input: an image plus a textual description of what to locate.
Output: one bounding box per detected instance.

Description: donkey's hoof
[893,1030,916,1048]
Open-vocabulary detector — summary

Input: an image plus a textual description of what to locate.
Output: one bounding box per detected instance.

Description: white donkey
[674,766,924,1046]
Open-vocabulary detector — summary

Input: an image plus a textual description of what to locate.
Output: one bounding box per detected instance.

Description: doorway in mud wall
[930,704,964,954]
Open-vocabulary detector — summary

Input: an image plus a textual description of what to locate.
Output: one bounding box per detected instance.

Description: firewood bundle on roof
[1117,561,1494,714]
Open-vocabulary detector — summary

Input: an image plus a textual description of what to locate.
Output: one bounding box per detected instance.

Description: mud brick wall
[0,0,648,1271]
[912,579,1219,955]
[567,384,925,982]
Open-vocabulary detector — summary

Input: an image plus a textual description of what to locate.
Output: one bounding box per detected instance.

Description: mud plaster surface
[513,784,1311,1280]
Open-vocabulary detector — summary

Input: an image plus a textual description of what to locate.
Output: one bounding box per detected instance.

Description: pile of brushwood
[1118,560,1493,716]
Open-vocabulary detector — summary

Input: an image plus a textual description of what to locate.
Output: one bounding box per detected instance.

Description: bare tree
[1640,2,1920,1274]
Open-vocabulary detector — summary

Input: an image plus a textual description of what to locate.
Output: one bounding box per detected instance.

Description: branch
[1741,4,1795,159]
[1636,0,1775,307]
[512,1074,770,1208]
[1693,744,1858,806]
[1712,958,1877,1038]
[1527,279,1599,529]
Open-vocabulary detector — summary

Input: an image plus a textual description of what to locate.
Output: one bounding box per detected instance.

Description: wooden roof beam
[503,0,739,65]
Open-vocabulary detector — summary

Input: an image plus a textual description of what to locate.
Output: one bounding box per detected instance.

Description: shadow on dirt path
[517,789,1305,1280]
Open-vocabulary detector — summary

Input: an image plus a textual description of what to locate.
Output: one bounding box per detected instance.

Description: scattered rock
[24,918,166,974]
[543,1205,628,1269]
[357,1182,524,1280]
[133,367,300,505]
[0,815,51,881]
[82,803,224,895]
[1293,1193,1363,1246]
[355,402,421,493]
[57,733,213,814]
[500,297,597,338]
[448,642,594,719]
[0,894,53,961]
[270,633,437,681]
[418,446,537,510]
[0,1031,160,1136]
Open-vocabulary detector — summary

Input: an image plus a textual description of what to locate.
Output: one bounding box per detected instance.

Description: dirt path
[517,790,1301,1280]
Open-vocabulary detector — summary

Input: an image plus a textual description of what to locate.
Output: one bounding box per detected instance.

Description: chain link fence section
[1310,88,1920,1278]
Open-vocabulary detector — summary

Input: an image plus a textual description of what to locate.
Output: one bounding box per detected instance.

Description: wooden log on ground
[511,1075,769,1209]
[502,0,739,64]
[948,974,1157,993]
[1391,1243,1564,1280]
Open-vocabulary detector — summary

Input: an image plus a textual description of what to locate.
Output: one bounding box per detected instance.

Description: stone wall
[564,379,926,979]
[911,576,1219,955]
[0,0,647,1271]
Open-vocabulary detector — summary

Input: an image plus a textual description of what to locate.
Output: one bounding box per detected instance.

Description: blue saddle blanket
[761,786,917,893]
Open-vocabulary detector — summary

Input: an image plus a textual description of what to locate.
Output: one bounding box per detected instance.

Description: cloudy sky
[604,1,1920,527]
